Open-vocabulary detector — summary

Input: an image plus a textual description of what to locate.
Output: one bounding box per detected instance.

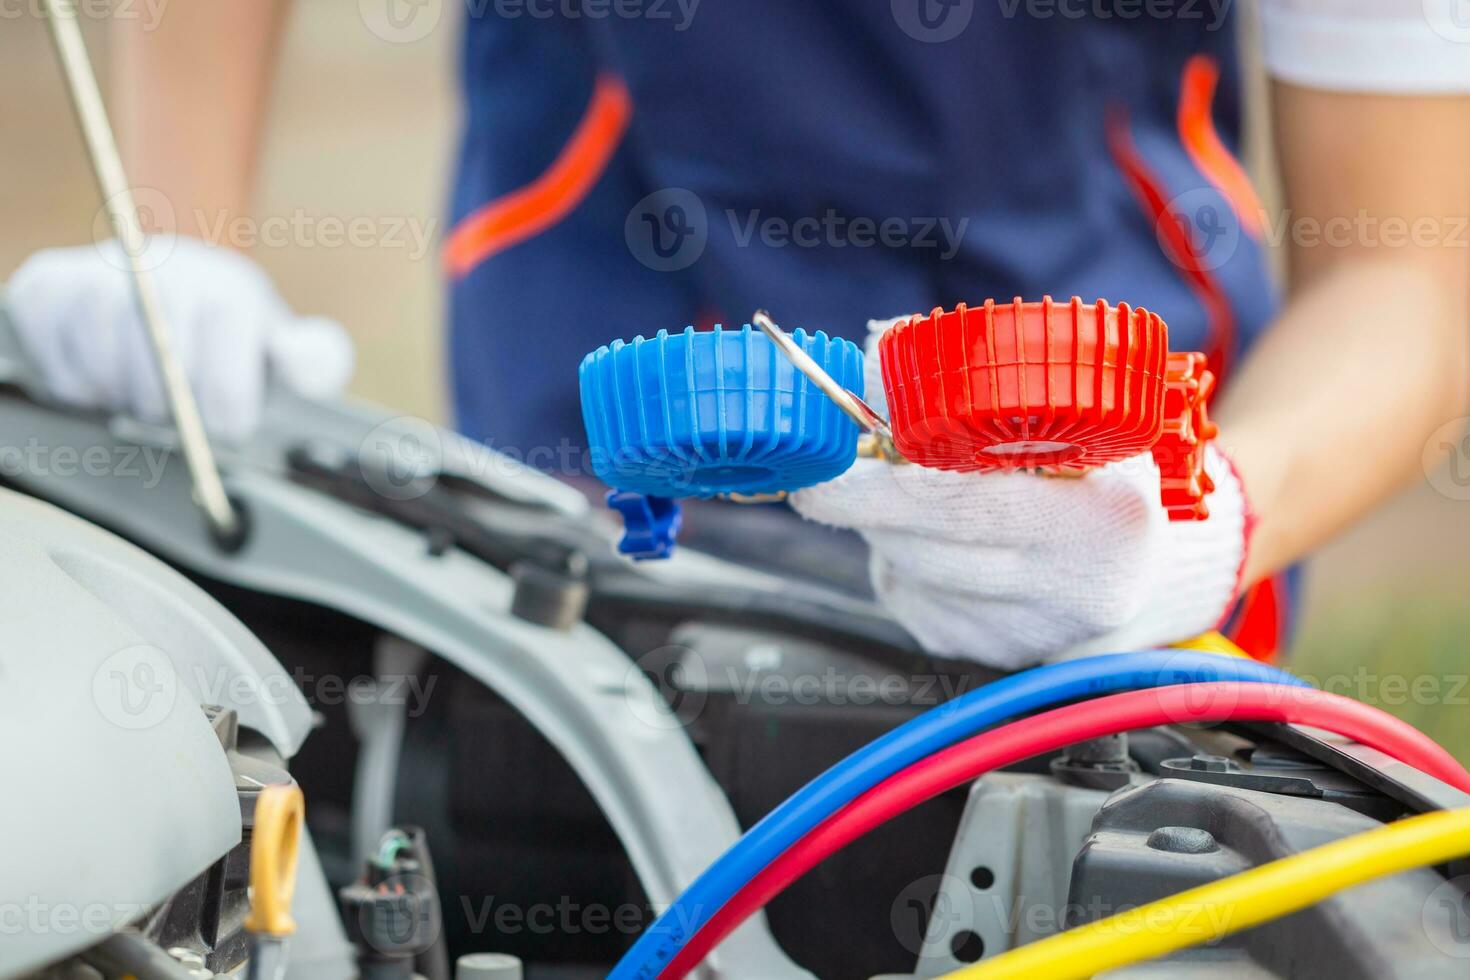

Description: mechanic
[9,1,1469,668]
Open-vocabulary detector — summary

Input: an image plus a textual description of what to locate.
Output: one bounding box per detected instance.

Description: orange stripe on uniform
[444,74,633,278]
[1106,108,1236,380]
[1178,54,1264,240]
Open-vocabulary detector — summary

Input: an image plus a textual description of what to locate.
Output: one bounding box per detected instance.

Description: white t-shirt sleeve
[1258,0,1470,93]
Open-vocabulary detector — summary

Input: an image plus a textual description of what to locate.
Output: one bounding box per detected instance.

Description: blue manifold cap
[579,324,863,499]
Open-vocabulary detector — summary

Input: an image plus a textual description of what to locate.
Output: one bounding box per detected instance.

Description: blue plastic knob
[579,325,863,499]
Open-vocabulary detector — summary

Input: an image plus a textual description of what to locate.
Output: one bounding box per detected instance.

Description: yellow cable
[939,806,1470,980]
[243,783,305,937]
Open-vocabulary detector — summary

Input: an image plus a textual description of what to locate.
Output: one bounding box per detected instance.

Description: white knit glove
[791,318,1252,670]
[7,237,354,442]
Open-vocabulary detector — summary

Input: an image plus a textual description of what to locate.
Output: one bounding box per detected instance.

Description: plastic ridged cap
[1152,352,1219,521]
[580,325,863,499]
[880,296,1217,522]
[881,297,1170,470]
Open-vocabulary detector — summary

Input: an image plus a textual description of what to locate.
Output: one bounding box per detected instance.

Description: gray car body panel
[0,491,257,977]
[0,304,808,979]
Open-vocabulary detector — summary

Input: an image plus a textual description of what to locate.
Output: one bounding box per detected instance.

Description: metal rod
[41,0,241,544]
[752,310,904,460]
[752,310,891,436]
[247,936,290,980]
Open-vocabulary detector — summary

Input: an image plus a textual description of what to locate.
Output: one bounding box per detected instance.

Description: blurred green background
[1293,574,1470,764]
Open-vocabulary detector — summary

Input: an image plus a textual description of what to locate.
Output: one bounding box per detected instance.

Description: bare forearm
[112,1,288,237]
[1216,82,1470,586]
[1219,255,1469,585]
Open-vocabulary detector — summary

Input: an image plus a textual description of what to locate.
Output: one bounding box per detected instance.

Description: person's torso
[457,0,1277,373]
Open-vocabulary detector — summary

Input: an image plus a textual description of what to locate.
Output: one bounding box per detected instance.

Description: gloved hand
[791,317,1252,670]
[7,236,354,442]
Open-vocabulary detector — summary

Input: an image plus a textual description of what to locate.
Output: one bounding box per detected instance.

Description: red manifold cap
[879,296,1216,521]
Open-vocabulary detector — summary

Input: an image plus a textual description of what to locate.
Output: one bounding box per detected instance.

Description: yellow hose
[1172,631,1250,658]
[939,806,1470,980]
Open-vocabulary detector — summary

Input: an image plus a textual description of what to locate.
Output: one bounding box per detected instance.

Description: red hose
[661,682,1470,979]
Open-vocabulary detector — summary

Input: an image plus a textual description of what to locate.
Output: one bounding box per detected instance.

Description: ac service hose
[610,650,1307,980]
[661,682,1470,979]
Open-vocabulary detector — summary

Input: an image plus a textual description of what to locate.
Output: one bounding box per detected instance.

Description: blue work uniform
[446,1,1291,657]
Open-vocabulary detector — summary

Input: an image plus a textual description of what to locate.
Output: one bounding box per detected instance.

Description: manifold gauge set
[579,297,1219,558]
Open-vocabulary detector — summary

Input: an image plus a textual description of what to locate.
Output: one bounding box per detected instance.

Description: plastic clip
[607,491,683,560]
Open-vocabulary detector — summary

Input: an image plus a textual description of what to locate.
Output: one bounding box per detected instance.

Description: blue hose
[610,650,1307,979]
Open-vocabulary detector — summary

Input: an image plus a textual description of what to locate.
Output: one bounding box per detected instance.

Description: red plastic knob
[879,296,1217,521]
[1153,351,1219,521]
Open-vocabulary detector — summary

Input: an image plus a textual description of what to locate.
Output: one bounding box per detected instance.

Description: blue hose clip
[606,491,682,560]
[581,324,863,559]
